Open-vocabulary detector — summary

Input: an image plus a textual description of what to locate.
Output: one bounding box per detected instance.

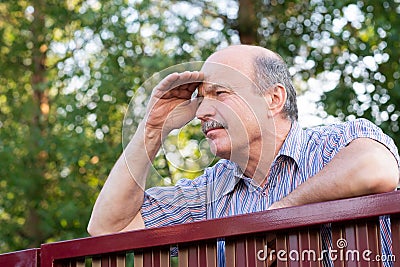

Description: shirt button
[262,192,267,197]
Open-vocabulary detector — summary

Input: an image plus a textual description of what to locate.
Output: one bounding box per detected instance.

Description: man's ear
[263,83,287,117]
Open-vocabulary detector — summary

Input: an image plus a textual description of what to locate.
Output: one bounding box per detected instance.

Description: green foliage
[0,0,399,253]
[0,0,230,252]
[248,0,400,145]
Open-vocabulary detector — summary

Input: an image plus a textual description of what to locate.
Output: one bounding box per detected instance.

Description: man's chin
[206,138,218,156]
[207,141,232,160]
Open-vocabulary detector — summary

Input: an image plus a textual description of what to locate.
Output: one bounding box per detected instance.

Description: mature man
[88,45,399,265]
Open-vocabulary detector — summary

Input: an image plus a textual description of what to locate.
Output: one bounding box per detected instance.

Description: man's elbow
[368,172,399,194]
[87,221,100,237]
[87,217,109,237]
[363,150,399,194]
[87,212,145,236]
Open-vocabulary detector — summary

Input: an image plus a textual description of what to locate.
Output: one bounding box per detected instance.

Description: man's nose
[196,97,216,121]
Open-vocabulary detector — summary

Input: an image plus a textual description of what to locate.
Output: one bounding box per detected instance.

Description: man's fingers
[155,72,180,91]
[187,72,204,92]
[156,71,203,93]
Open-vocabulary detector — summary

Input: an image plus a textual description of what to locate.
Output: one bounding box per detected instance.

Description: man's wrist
[268,196,297,210]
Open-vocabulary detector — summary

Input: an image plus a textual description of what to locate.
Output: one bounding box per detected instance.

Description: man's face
[196,61,273,161]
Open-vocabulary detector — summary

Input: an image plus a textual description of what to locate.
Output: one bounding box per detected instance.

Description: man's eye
[216,91,228,96]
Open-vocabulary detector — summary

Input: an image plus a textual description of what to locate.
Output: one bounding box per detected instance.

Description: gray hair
[254,56,298,121]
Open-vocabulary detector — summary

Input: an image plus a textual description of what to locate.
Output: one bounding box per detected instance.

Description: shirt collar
[217,121,308,194]
[275,121,307,167]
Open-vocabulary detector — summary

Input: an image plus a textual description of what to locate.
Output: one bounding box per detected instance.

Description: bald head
[204,45,298,121]
[206,45,284,70]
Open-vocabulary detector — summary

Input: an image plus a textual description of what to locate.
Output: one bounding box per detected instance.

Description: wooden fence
[1,191,400,266]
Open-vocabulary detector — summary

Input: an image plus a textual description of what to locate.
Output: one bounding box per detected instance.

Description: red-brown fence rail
[1,191,400,267]
[0,248,40,267]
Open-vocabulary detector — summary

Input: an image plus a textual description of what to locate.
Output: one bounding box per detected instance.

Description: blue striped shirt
[141,119,399,266]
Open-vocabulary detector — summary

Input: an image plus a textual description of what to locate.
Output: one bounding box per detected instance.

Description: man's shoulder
[305,118,378,138]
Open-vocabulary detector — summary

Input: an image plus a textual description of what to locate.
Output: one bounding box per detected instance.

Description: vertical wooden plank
[275,234,288,267]
[254,236,267,267]
[287,233,300,267]
[188,246,198,267]
[77,259,86,267]
[355,222,369,266]
[178,246,188,267]
[206,242,217,267]
[110,255,117,267]
[245,237,257,267]
[198,242,217,267]
[134,251,144,267]
[298,229,322,267]
[56,262,70,267]
[355,220,381,267]
[298,231,310,266]
[143,251,153,267]
[308,228,322,266]
[390,215,400,267]
[69,258,86,267]
[116,254,126,267]
[152,250,161,267]
[225,240,235,266]
[198,244,207,267]
[159,248,170,267]
[92,257,101,267]
[332,225,345,267]
[102,256,110,267]
[344,225,357,267]
[235,239,246,266]
[366,220,382,267]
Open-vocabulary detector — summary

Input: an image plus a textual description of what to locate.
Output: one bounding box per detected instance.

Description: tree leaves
[1,0,398,252]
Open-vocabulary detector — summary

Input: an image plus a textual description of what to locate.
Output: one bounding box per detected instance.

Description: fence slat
[67,258,85,267]
[356,220,382,267]
[255,236,268,267]
[344,225,357,267]
[287,232,300,267]
[159,249,170,267]
[134,251,144,267]
[332,224,345,267]
[245,237,257,267]
[391,215,400,267]
[276,234,288,267]
[178,246,189,267]
[92,257,101,267]
[187,246,198,267]
[205,242,217,267]
[297,228,322,267]
[225,239,235,266]
[116,255,126,267]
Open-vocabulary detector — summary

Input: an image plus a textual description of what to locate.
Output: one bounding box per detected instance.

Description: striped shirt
[141,118,399,266]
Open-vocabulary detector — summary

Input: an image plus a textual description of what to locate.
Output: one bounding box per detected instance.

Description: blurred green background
[0,0,399,252]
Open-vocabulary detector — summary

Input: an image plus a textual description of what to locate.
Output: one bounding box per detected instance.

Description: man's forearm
[87,122,162,235]
[269,138,399,209]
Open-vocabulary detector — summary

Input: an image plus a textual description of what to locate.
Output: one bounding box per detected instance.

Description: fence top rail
[41,190,400,262]
[0,248,40,267]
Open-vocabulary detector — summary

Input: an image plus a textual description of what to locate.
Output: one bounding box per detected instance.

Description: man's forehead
[201,61,254,84]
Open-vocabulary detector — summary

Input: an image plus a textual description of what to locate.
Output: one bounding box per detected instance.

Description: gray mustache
[202,120,226,134]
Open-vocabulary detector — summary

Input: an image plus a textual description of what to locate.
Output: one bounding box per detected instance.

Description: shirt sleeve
[141,174,208,228]
[324,118,400,169]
